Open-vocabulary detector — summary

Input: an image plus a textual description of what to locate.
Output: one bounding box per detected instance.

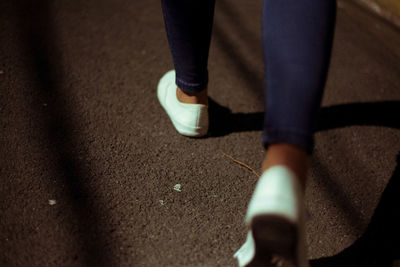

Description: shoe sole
[169,116,208,137]
[247,215,297,267]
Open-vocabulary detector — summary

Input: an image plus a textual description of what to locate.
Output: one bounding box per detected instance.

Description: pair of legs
[161,0,336,185]
[160,1,336,265]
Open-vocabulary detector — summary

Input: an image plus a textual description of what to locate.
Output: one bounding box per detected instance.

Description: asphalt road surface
[1,0,400,266]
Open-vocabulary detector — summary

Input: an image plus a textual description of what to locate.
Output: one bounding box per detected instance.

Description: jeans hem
[176,77,208,94]
[262,129,314,154]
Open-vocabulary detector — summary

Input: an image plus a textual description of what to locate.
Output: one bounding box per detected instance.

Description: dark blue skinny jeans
[161,0,336,153]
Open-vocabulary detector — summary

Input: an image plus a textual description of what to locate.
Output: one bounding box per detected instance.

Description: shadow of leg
[208,97,263,137]
[207,99,400,138]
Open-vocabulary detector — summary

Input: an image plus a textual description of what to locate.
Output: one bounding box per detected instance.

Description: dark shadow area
[208,97,263,137]
[317,101,400,131]
[310,153,400,267]
[15,1,112,266]
[208,98,400,137]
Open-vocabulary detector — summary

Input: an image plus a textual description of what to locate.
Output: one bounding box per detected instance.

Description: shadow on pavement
[310,153,400,267]
[208,98,263,137]
[208,98,400,137]
[15,1,112,266]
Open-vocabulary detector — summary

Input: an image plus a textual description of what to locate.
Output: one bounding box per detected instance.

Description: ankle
[176,87,208,105]
[262,144,308,190]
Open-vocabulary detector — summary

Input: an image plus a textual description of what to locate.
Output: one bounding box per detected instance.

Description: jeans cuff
[175,74,208,94]
[262,129,314,154]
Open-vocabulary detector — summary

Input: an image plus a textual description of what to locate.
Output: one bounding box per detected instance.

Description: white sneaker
[234,166,309,267]
[157,70,208,137]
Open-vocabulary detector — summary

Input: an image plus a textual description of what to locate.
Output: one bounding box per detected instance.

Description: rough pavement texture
[1,0,400,266]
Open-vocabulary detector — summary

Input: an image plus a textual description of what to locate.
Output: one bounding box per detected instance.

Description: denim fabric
[261,0,336,152]
[161,0,336,153]
[161,0,215,94]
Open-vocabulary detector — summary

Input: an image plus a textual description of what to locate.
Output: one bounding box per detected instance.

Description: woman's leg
[158,0,214,136]
[235,1,336,266]
[161,0,215,102]
[262,0,337,181]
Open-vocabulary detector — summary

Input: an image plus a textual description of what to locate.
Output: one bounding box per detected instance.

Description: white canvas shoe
[157,70,208,137]
[234,166,309,267]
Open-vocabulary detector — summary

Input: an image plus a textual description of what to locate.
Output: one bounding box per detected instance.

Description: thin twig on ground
[219,150,260,178]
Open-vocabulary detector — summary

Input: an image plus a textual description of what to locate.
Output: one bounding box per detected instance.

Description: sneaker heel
[251,215,297,263]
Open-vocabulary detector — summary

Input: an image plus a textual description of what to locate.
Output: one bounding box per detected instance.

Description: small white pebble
[48,199,57,205]
[173,184,182,192]
[159,200,164,205]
